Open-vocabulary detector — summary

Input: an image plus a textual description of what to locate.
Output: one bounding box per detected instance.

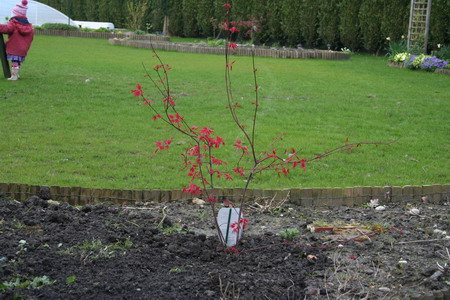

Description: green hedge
[40,23,79,31]
[36,0,450,53]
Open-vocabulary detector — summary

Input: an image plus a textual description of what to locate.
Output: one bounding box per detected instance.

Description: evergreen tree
[249,0,269,44]
[149,0,164,33]
[210,0,229,39]
[281,0,302,46]
[318,0,341,49]
[182,0,199,37]
[339,0,361,51]
[71,0,87,21]
[359,0,384,54]
[381,0,409,42]
[265,0,284,44]
[98,0,111,23]
[299,0,319,47]
[429,0,450,47]
[231,0,252,23]
[196,0,214,37]
[85,1,99,21]
[169,0,184,36]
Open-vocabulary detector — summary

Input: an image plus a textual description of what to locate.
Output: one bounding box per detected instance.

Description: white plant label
[217,207,244,247]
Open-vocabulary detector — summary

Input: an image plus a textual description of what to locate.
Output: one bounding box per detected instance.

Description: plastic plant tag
[217,207,243,247]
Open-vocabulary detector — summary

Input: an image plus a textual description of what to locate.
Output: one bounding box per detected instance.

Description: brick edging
[0,182,448,207]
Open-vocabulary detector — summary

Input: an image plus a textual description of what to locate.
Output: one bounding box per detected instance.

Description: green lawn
[0,35,448,191]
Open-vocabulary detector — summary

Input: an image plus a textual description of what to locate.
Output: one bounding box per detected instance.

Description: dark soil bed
[1,194,449,299]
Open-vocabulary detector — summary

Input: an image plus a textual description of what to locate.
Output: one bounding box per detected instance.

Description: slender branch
[250,49,259,163]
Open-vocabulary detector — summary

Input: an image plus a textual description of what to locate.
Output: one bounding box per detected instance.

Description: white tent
[0,0,114,29]
[0,0,77,26]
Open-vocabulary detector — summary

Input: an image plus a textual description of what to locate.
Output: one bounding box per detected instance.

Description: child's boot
[7,66,19,81]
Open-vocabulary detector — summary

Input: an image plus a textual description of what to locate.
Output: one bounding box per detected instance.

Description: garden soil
[0,193,449,299]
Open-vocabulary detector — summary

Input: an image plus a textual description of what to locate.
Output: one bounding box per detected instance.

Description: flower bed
[0,195,449,299]
[388,52,449,74]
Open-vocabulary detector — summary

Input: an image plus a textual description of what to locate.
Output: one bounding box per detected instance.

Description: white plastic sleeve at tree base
[217,207,244,247]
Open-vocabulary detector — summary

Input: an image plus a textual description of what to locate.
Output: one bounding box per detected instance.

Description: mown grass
[0,35,448,190]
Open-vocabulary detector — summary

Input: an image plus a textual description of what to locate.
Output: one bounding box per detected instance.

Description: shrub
[196,0,214,37]
[299,0,319,47]
[182,0,199,37]
[131,2,394,250]
[126,0,149,31]
[386,38,407,57]
[339,0,361,51]
[429,0,450,48]
[281,0,302,46]
[168,0,184,36]
[359,0,384,55]
[207,39,227,47]
[318,0,341,49]
[41,23,79,31]
[265,0,285,45]
[94,27,112,33]
[381,0,409,42]
[433,44,450,61]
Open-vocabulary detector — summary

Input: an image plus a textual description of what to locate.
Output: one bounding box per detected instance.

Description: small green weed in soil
[59,237,133,263]
[279,228,300,241]
[1,275,55,291]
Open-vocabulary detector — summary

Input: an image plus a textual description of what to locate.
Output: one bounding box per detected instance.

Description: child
[0,0,34,81]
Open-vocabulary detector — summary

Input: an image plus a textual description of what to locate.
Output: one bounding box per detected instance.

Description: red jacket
[0,18,34,57]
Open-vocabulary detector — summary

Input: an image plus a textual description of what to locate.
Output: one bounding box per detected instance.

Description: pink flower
[300,159,307,171]
[168,113,184,127]
[208,135,225,148]
[227,246,239,254]
[200,126,214,135]
[281,167,289,177]
[233,140,249,155]
[142,98,153,105]
[211,156,225,165]
[229,27,240,33]
[230,218,249,232]
[182,183,202,195]
[233,167,245,176]
[131,84,143,97]
[228,42,238,50]
[152,114,162,120]
[224,173,233,180]
[223,3,231,9]
[154,139,172,153]
[163,96,176,106]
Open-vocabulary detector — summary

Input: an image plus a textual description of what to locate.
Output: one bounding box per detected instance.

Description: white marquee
[0,1,114,29]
